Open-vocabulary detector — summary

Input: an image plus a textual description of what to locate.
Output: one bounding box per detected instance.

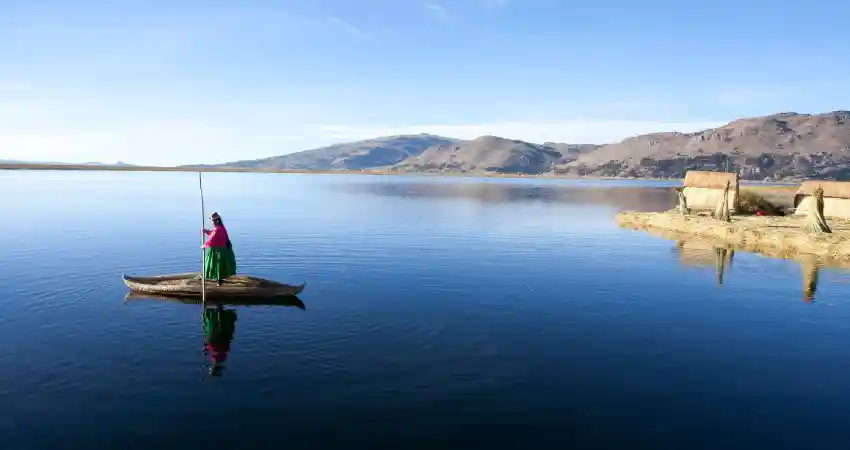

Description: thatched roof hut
[684,171,739,190]
[682,170,739,212]
[794,180,850,219]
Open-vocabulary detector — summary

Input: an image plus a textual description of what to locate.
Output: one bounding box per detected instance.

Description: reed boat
[121,273,305,298]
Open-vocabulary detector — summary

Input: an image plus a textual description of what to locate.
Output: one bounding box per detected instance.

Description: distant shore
[0,163,800,185]
[0,163,348,174]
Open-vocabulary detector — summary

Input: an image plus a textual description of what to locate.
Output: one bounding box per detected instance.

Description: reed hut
[682,171,739,213]
[793,181,850,219]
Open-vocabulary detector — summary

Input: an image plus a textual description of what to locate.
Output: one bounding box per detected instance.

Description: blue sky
[1,0,848,165]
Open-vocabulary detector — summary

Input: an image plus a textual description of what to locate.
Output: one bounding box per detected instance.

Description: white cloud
[326,16,367,38]
[0,114,725,166]
[0,123,315,166]
[425,3,451,23]
[0,88,725,166]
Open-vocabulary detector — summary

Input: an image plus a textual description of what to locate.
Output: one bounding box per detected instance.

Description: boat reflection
[123,292,306,377]
[122,292,306,309]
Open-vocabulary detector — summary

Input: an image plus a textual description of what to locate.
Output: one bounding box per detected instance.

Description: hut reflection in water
[632,223,838,302]
[674,240,734,285]
[672,238,827,302]
[800,258,820,303]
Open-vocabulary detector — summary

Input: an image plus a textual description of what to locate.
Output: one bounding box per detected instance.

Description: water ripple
[4,173,850,448]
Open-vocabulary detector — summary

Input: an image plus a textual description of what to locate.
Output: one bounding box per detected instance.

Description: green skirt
[204,246,237,280]
[204,307,238,342]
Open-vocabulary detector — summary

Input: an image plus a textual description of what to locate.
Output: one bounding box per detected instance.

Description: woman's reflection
[203,306,238,377]
[124,292,306,378]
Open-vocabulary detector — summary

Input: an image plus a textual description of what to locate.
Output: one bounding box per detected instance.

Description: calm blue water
[3,171,850,449]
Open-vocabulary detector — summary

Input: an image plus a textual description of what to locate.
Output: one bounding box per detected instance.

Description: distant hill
[206,134,599,175]
[0,160,133,166]
[205,111,850,180]
[80,161,133,166]
[195,134,462,171]
[8,110,850,181]
[393,135,590,174]
[561,110,850,180]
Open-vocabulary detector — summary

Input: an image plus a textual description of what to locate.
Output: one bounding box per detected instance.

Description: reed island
[616,171,850,263]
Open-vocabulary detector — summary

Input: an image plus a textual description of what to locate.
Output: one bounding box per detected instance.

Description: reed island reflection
[674,240,735,285]
[670,236,832,302]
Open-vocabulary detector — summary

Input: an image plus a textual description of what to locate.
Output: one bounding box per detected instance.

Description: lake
[3,171,850,449]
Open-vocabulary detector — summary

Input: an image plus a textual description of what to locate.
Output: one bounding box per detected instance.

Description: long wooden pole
[199,172,207,378]
[199,172,206,309]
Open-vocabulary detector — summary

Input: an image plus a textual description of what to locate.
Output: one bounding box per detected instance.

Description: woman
[202,212,237,286]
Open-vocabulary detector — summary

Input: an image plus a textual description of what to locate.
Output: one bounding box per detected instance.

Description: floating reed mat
[616,211,850,260]
[627,220,850,268]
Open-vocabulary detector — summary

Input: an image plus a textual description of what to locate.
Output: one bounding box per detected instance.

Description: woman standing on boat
[202,212,237,286]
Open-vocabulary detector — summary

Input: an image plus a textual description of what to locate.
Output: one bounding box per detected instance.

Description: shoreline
[617,211,850,261]
[625,221,850,269]
[0,163,802,185]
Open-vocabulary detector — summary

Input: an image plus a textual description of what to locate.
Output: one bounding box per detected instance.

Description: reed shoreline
[617,211,850,261]
[625,221,850,269]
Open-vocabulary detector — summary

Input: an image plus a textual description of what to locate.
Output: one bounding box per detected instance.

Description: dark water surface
[3,171,850,449]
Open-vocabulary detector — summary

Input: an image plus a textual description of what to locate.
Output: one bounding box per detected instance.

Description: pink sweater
[203,225,230,248]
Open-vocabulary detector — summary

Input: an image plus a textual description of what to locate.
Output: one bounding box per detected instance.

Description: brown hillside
[565,111,850,179]
[396,136,565,174]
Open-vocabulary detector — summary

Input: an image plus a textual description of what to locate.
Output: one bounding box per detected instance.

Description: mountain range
[6,111,850,181]
[201,110,850,181]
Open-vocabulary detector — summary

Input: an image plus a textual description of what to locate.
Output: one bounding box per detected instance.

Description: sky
[1,0,849,166]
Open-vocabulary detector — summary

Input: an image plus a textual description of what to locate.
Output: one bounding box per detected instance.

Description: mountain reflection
[345,181,676,212]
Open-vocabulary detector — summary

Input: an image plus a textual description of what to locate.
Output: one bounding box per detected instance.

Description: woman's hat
[210,212,221,220]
